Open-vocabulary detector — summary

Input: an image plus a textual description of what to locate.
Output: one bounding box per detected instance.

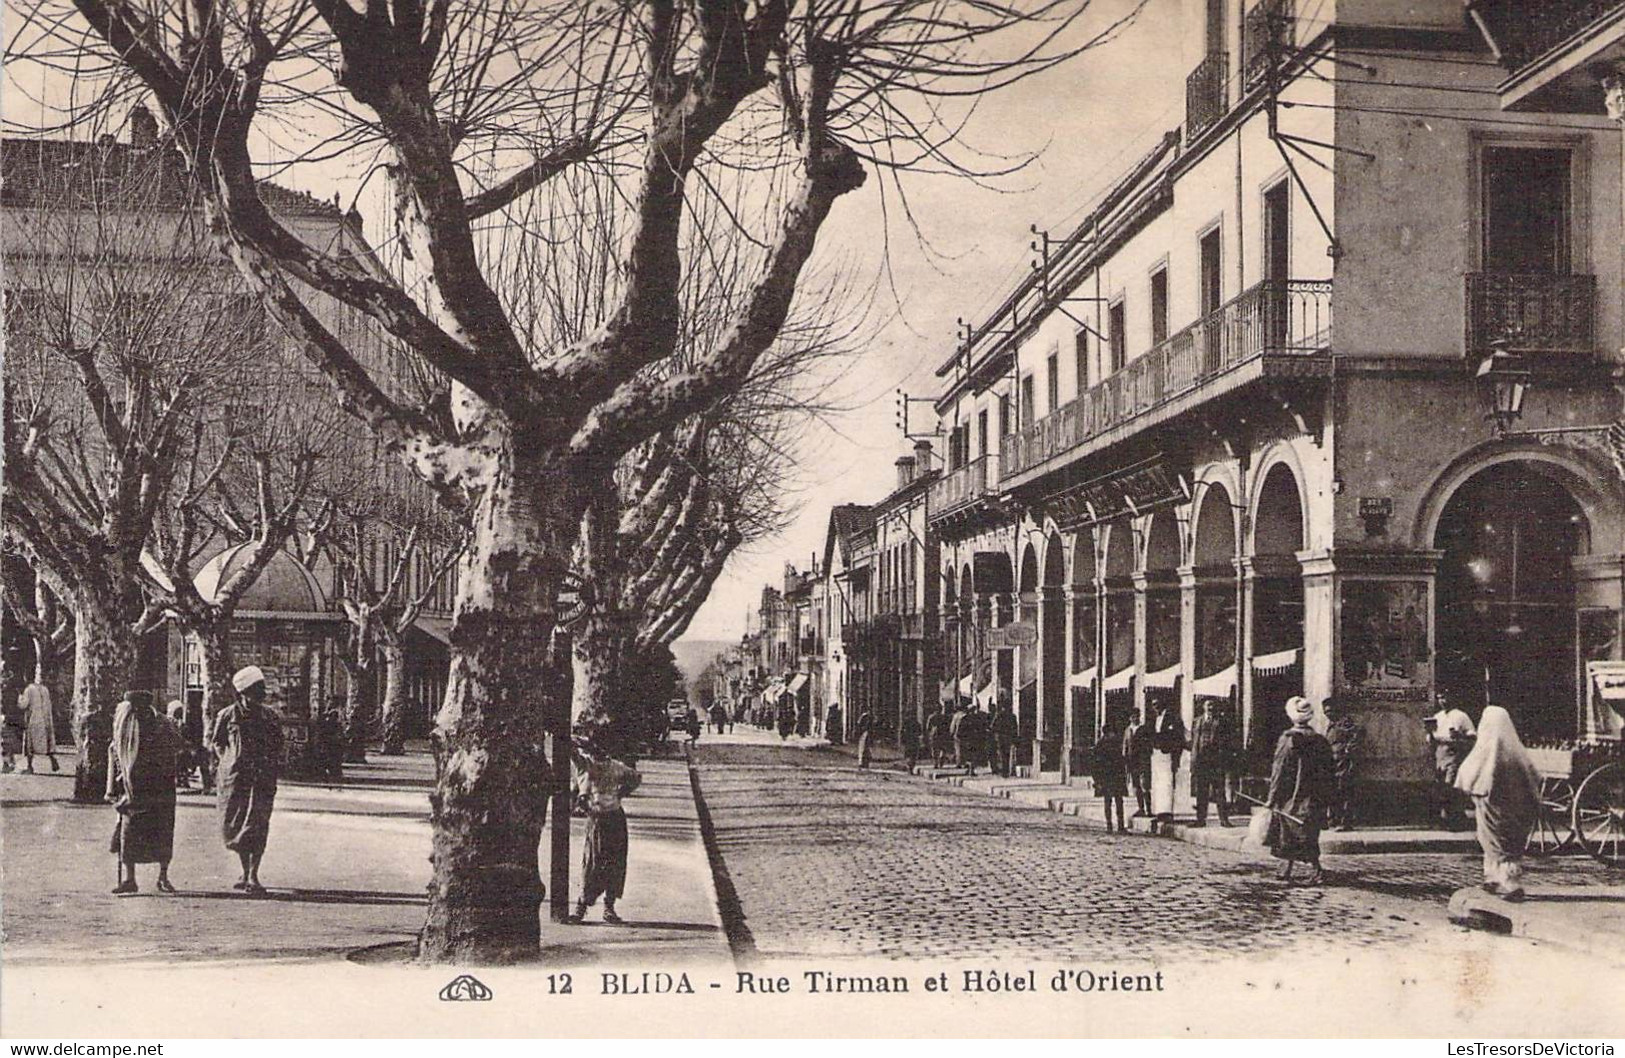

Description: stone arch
[1042,532,1067,587]
[1102,522,1134,581]
[1071,531,1098,586]
[1430,454,1604,738]
[1252,462,1305,558]
[1414,442,1618,554]
[1144,510,1182,572]
[1018,541,1039,593]
[1192,481,1239,568]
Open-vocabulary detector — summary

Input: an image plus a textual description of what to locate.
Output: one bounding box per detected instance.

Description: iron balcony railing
[1243,0,1295,88]
[1185,51,1229,143]
[1004,278,1332,480]
[1465,273,1596,357]
[927,453,1000,520]
[1477,0,1625,71]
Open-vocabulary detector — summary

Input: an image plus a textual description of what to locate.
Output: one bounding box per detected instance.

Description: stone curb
[907,764,1481,856]
[1448,886,1625,964]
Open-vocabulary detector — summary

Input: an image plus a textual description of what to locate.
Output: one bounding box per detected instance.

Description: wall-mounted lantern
[1475,341,1530,436]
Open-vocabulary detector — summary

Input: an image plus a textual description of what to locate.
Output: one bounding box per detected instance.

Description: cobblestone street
[692,739,1620,963]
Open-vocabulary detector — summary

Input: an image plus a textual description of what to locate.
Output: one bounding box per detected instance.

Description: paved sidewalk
[908,762,1483,855]
[0,748,726,966]
[1449,885,1625,965]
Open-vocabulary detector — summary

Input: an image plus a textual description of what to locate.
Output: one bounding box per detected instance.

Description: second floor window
[1046,351,1060,413]
[1482,145,1572,275]
[1019,374,1035,428]
[1108,300,1127,374]
[1151,267,1169,345]
[1074,328,1090,393]
[977,409,989,458]
[998,394,1011,437]
[1200,227,1223,315]
[1206,0,1226,55]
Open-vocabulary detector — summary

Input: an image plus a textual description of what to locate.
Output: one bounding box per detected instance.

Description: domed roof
[193,544,329,615]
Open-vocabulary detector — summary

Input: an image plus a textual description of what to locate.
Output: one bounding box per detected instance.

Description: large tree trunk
[418,454,578,964]
[194,620,236,730]
[69,599,133,803]
[571,607,639,750]
[378,637,407,756]
[344,657,376,764]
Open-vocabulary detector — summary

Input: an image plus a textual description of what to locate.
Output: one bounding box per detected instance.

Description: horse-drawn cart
[1523,662,1625,867]
[1525,742,1623,866]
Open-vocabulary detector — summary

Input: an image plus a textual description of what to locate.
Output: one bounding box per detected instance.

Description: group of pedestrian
[106,665,284,896]
[1100,698,1239,836]
[919,698,1018,777]
[1259,692,1544,898]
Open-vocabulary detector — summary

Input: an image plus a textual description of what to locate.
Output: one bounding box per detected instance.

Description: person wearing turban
[1263,696,1336,883]
[1455,705,1542,901]
[211,665,284,894]
[568,733,642,925]
[106,690,183,894]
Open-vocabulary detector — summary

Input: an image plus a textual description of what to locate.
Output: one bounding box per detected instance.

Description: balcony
[1479,0,1625,71]
[1243,0,1294,89]
[928,453,1000,521]
[1004,279,1332,481]
[1465,273,1596,357]
[1185,51,1229,143]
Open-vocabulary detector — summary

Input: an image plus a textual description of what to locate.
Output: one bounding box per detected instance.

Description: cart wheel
[1525,777,1576,857]
[1572,762,1625,869]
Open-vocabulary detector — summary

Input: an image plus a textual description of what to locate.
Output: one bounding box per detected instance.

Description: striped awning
[1252,647,1302,676]
[1069,665,1098,689]
[1144,663,1181,689]
[1102,666,1136,694]
[1192,664,1238,699]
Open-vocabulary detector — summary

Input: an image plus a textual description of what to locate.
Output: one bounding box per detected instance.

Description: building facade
[2,112,459,751]
[927,0,1624,810]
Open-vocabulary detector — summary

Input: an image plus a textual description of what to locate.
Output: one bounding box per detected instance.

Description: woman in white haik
[1455,705,1542,901]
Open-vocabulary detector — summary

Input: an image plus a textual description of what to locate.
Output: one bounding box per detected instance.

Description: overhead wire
[940,0,1618,386]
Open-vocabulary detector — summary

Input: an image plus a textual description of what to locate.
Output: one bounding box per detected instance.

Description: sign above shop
[987,621,1038,649]
[1050,456,1188,529]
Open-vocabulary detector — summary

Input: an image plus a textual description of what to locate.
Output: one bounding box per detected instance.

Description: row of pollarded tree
[7,0,1129,961]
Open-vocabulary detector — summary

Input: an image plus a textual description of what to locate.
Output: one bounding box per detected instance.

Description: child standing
[1093,718,1129,833]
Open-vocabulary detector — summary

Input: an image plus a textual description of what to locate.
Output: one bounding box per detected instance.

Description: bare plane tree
[304,458,465,760]
[143,366,349,722]
[1,140,279,799]
[11,0,1130,959]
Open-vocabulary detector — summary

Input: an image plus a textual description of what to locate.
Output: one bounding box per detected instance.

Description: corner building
[932,0,1625,812]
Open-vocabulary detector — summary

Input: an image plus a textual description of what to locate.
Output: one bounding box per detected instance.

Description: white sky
[679,0,1186,642]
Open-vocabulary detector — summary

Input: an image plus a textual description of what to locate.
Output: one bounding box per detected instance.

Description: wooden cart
[1525,740,1624,867]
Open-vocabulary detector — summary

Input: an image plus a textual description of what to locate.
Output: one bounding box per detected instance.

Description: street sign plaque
[555,571,592,626]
